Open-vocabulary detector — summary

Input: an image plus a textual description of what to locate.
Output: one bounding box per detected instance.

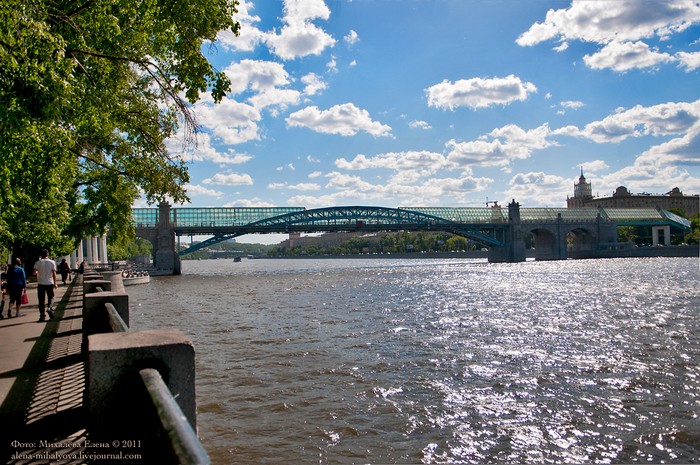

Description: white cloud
[446,124,555,168]
[561,100,585,110]
[517,1,700,72]
[283,0,331,23]
[426,75,537,110]
[264,0,336,60]
[326,55,338,72]
[285,171,493,207]
[224,60,292,94]
[344,30,359,45]
[167,132,254,165]
[555,99,700,193]
[335,151,447,179]
[636,126,700,166]
[677,51,700,71]
[222,59,301,112]
[505,171,571,207]
[203,172,254,186]
[248,88,301,113]
[409,120,432,130]
[194,97,262,145]
[580,160,610,173]
[185,184,224,198]
[301,73,328,95]
[517,1,700,47]
[583,41,674,72]
[557,99,700,143]
[286,103,393,137]
[216,0,265,52]
[267,182,321,191]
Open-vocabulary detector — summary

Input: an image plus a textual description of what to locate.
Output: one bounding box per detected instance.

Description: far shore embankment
[246,244,698,261]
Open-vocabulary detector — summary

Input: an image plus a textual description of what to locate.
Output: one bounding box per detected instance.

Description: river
[127,257,700,464]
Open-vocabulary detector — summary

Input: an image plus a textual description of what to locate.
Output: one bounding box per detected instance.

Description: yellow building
[567,170,699,216]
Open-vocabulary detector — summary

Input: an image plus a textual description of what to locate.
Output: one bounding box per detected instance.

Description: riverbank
[252,244,698,260]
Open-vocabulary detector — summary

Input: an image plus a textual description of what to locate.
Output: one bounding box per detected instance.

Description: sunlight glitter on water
[128,257,700,464]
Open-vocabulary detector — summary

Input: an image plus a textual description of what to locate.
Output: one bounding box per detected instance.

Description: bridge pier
[153,201,181,275]
[487,200,526,263]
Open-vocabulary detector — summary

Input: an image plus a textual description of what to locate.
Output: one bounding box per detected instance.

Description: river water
[127,257,700,464]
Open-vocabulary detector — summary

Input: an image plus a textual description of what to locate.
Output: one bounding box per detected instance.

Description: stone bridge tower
[488,200,526,263]
[153,201,181,275]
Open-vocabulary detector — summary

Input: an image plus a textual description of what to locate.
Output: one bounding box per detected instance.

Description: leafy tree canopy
[0,0,239,261]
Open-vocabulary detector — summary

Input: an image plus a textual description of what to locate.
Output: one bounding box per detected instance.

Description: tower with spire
[568,167,593,208]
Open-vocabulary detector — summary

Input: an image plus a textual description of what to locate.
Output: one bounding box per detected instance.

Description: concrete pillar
[70,251,77,269]
[86,237,94,264]
[77,240,84,265]
[100,234,109,265]
[652,225,671,246]
[91,236,99,264]
[87,329,197,433]
[83,291,129,339]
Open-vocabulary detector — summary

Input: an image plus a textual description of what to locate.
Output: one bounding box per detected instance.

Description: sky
[157,0,700,242]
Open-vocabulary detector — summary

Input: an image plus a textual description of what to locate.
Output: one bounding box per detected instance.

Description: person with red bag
[6,257,26,318]
[33,249,57,322]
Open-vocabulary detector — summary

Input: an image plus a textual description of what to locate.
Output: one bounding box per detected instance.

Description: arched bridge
[132,201,690,274]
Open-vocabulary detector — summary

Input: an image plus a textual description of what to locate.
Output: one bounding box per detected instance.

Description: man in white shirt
[33,249,57,322]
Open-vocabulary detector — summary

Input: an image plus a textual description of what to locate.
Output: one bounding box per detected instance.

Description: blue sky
[159,0,700,230]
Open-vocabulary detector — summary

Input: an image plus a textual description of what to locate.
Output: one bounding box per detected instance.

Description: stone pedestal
[87,330,197,431]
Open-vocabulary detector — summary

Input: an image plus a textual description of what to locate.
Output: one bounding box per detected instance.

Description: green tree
[684,214,699,245]
[0,0,239,265]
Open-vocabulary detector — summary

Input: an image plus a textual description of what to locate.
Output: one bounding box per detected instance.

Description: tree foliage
[269,232,480,257]
[0,0,239,262]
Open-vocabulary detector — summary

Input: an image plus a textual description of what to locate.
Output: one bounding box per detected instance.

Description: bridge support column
[488,200,526,263]
[153,201,181,275]
[652,225,671,246]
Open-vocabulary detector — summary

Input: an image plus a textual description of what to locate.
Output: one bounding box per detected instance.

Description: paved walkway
[0,277,87,464]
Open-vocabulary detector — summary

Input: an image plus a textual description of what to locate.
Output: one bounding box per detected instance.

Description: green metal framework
[173,206,506,255]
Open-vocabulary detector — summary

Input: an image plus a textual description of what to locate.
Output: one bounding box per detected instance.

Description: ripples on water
[128,257,700,464]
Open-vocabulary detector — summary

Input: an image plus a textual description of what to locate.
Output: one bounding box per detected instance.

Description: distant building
[567,169,699,216]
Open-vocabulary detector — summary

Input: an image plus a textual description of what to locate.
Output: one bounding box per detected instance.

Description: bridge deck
[132,206,690,229]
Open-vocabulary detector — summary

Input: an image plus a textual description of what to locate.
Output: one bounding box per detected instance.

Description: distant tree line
[268,232,481,257]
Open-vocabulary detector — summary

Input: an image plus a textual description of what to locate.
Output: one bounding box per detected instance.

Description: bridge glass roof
[520,208,602,222]
[401,207,506,222]
[132,207,305,228]
[602,208,663,221]
[603,208,690,228]
[133,205,690,230]
[174,207,305,227]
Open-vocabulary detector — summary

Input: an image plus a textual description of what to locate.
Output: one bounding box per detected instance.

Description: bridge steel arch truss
[177,206,505,255]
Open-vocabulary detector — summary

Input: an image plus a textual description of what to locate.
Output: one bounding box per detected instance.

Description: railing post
[87,330,198,459]
[83,291,130,352]
[83,279,111,294]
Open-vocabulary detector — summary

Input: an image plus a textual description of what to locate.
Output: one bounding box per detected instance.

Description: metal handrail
[140,368,211,465]
[105,303,128,332]
[88,274,210,463]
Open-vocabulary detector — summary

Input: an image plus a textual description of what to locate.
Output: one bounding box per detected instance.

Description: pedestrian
[6,258,27,318]
[0,269,7,319]
[33,250,57,322]
[58,258,71,284]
